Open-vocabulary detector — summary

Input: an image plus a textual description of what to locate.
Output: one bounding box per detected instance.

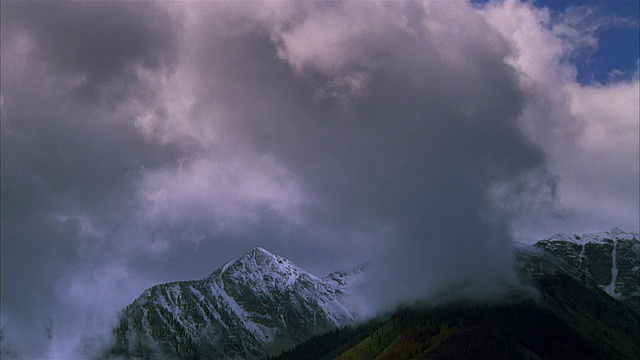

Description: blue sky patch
[538,0,639,83]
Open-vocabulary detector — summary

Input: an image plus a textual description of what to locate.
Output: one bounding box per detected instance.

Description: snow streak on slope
[603,237,618,297]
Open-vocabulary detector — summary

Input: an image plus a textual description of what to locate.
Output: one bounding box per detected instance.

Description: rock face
[511,231,640,360]
[533,228,639,312]
[108,247,365,359]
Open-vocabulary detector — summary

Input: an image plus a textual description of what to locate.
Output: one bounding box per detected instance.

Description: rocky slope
[533,228,639,312]
[513,235,639,360]
[107,247,365,359]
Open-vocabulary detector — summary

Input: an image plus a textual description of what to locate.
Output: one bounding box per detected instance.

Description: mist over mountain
[94,229,639,359]
[277,229,639,360]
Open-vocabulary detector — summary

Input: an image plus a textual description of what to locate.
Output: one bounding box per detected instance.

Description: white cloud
[482,0,639,239]
[137,153,306,244]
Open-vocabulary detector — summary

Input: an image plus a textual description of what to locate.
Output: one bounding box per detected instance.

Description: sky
[1,0,638,358]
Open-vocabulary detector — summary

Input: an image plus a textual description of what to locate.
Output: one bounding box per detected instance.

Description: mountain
[513,230,639,359]
[107,229,639,359]
[275,230,640,360]
[106,247,365,359]
[533,228,639,312]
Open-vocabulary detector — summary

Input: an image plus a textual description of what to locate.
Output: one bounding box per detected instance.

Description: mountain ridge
[105,229,639,359]
[106,247,364,359]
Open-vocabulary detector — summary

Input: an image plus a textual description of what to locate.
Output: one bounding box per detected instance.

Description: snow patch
[603,238,619,298]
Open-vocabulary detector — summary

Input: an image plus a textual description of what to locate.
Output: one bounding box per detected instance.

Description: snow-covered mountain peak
[210,247,319,289]
[111,248,364,359]
[610,227,626,236]
[244,246,278,260]
[218,246,278,269]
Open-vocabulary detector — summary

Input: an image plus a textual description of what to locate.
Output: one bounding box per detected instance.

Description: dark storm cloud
[1,0,182,210]
[1,1,183,356]
[1,1,178,102]
[134,1,555,308]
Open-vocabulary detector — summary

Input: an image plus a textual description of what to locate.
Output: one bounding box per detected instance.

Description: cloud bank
[1,0,637,357]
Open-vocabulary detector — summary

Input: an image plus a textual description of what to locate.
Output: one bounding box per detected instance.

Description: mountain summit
[107,248,364,359]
